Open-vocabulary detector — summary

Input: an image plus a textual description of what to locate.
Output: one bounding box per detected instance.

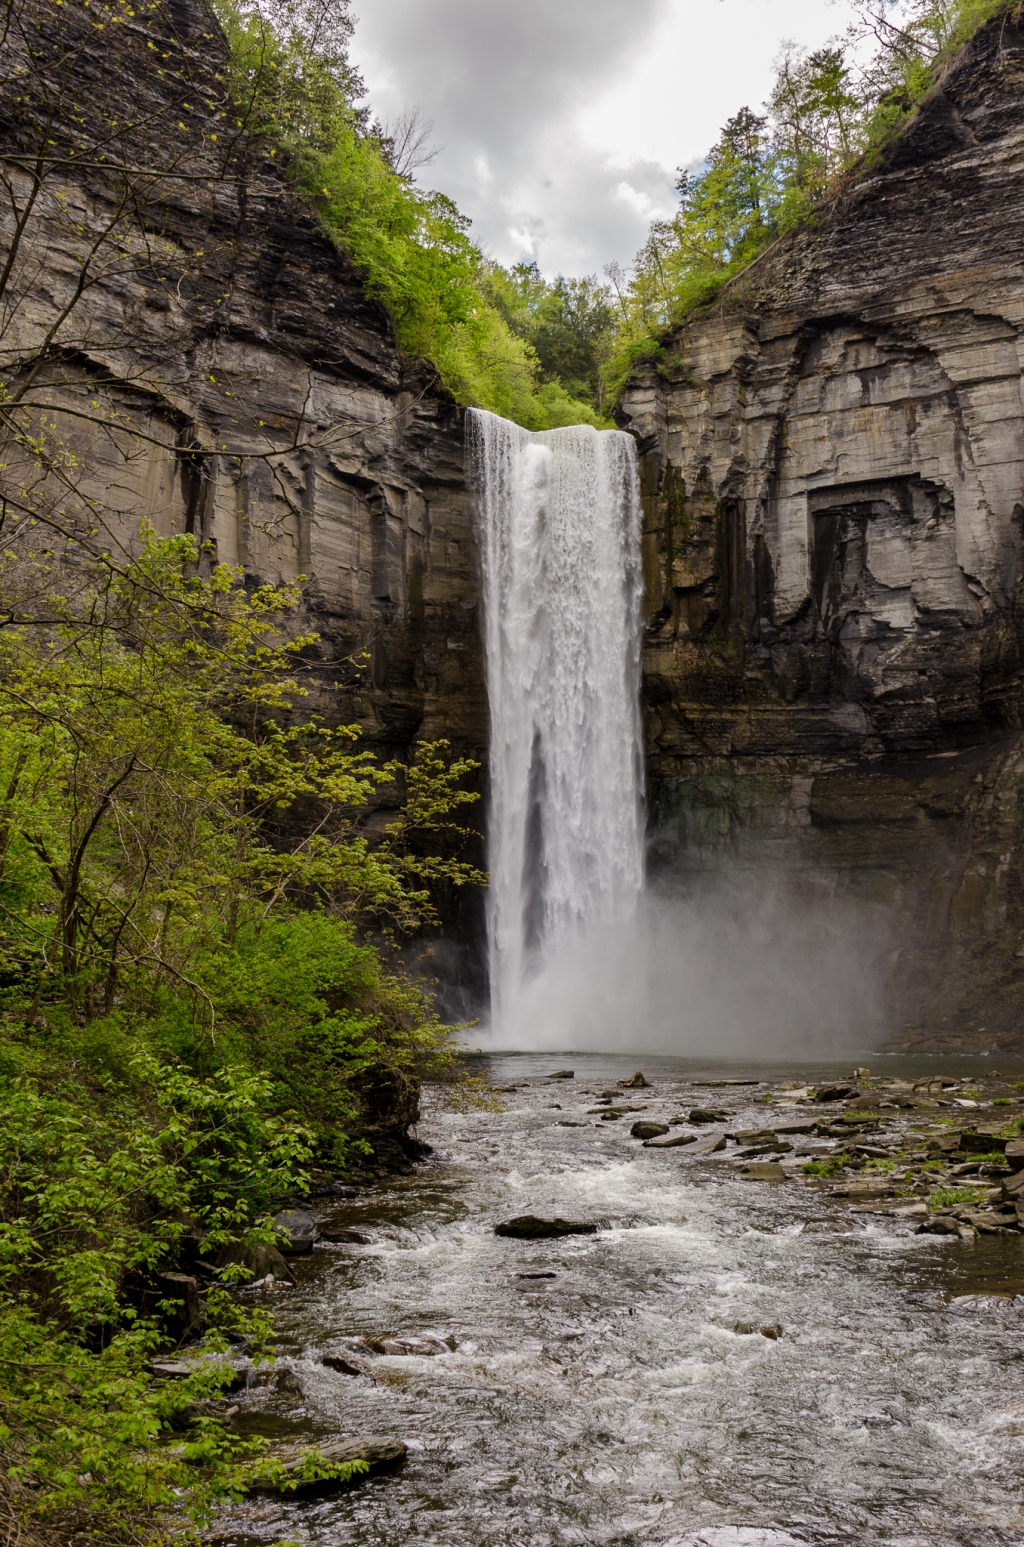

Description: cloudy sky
[351,0,860,279]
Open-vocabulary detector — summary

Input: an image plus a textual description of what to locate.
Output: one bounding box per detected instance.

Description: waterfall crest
[468,408,644,1041]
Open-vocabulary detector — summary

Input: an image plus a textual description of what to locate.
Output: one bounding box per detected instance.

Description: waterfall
[468,408,645,1041]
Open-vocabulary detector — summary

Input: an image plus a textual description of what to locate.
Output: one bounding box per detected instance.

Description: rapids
[212,1055,1024,1547]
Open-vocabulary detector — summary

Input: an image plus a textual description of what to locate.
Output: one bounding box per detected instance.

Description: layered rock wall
[617,14,1024,1048]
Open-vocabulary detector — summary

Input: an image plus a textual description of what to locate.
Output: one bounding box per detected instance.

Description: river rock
[814,1084,855,1103]
[319,1227,372,1244]
[759,1323,783,1339]
[321,1354,365,1376]
[688,1108,730,1124]
[216,1240,296,1284]
[733,1162,786,1181]
[736,1140,793,1158]
[915,1215,959,1233]
[949,1294,1024,1315]
[959,1130,1007,1154]
[252,1436,407,1494]
[631,1121,669,1139]
[273,1209,318,1254]
[682,1134,728,1156]
[644,1131,699,1148]
[548,1070,574,1079]
[771,1118,821,1135]
[1004,1140,1024,1169]
[494,1215,603,1239]
[618,1071,651,1088]
[733,1128,778,1145]
[380,1335,449,1356]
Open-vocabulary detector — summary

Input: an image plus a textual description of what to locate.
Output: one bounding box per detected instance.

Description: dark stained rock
[1004,1139,1024,1169]
[156,1272,205,1340]
[619,1071,651,1088]
[643,1131,699,1149]
[274,1209,318,1254]
[688,1108,730,1124]
[548,1070,575,1079]
[319,1228,372,1245]
[814,1086,856,1104]
[733,1128,779,1145]
[759,1324,783,1340]
[631,1121,670,1139]
[321,1355,365,1377]
[494,1215,604,1239]
[915,1215,961,1234]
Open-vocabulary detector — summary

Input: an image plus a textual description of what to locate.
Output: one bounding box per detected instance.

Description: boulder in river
[321,1354,365,1377]
[643,1131,698,1148]
[273,1209,318,1254]
[548,1069,574,1079]
[688,1108,730,1123]
[494,1215,603,1239]
[216,1240,295,1283]
[814,1084,855,1103]
[618,1071,650,1088]
[252,1436,407,1495]
[631,1120,669,1139]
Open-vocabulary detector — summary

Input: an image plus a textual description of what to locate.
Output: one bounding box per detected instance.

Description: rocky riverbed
[207,1054,1024,1547]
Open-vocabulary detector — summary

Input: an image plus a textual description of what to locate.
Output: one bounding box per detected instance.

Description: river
[212,1053,1024,1547]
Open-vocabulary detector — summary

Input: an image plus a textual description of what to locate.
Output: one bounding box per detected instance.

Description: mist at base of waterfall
[471,870,891,1056]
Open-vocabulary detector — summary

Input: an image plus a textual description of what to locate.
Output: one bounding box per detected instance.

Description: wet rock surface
[209,1054,1024,1546]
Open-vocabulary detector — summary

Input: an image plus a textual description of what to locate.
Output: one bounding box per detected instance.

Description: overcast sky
[350,0,860,279]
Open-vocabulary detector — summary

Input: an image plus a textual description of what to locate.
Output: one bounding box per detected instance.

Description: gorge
[6,2,1024,1544]
[5,0,1023,1051]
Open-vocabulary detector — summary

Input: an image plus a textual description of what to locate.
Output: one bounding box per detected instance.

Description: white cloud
[351,0,860,278]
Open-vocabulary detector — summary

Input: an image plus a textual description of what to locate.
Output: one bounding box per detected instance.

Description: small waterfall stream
[467,409,644,1040]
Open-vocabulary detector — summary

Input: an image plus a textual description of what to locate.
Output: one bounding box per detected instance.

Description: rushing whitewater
[468,409,644,1040]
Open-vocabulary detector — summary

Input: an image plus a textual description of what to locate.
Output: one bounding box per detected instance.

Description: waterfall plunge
[468,409,645,1043]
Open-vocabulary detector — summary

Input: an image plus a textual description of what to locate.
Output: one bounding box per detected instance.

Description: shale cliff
[617,12,1024,1049]
[0,0,488,992]
[0,0,486,760]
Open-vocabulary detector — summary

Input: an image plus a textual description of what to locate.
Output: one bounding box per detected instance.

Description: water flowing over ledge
[467,410,644,1045]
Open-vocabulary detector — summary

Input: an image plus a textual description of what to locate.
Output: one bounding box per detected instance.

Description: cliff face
[616,14,1024,1049]
[0,0,485,761]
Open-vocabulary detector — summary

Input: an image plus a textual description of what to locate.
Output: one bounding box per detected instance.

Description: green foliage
[802,1153,848,1176]
[485,264,616,413]
[929,1186,985,1209]
[0,531,479,1540]
[212,0,600,430]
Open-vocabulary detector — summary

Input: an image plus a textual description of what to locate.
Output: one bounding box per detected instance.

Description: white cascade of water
[467,407,645,1041]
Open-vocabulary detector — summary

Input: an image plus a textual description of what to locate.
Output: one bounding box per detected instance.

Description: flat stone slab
[679,1134,727,1157]
[644,1131,699,1148]
[771,1118,821,1135]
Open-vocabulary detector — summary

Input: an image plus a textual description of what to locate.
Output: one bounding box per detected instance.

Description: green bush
[0,531,478,1540]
